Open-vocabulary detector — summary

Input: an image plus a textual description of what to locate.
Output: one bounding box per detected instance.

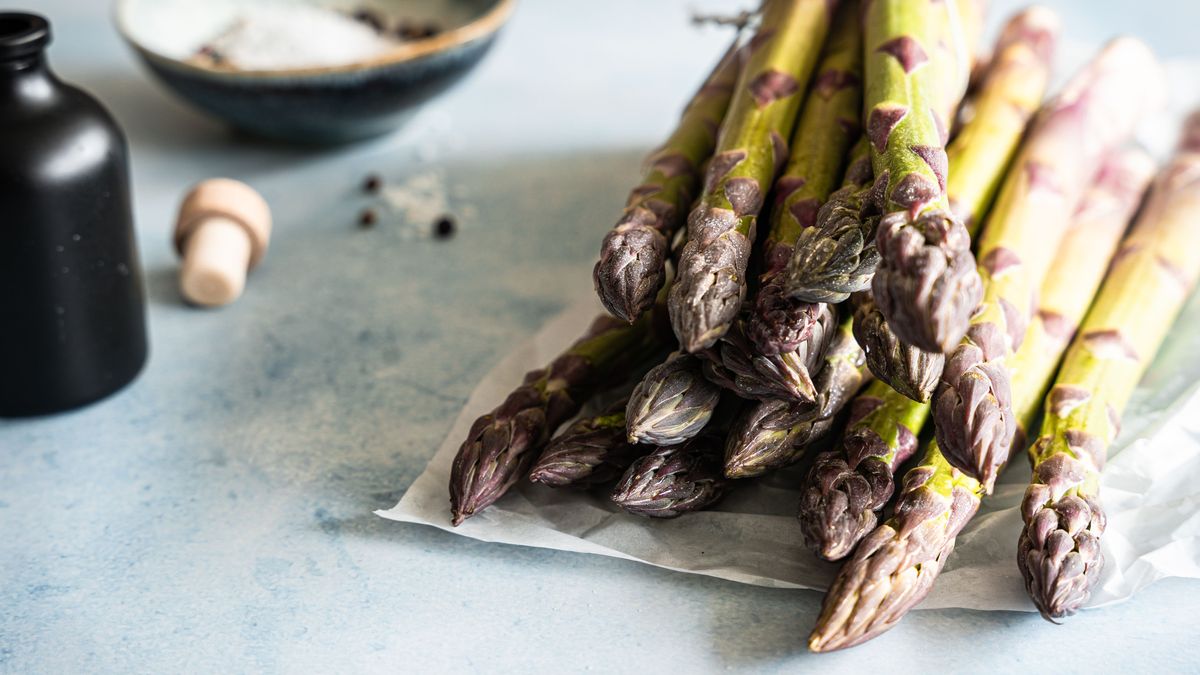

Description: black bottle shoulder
[0,77,129,185]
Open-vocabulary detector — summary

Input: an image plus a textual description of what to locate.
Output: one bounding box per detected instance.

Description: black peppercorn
[362,174,382,194]
[433,215,456,239]
[358,208,378,229]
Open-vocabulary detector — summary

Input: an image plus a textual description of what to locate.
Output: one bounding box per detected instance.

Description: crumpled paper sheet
[381,58,1200,612]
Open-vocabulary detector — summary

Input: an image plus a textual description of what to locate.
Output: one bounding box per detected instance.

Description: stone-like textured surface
[4,0,1200,672]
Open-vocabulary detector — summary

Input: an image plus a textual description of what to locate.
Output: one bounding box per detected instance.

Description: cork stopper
[174,178,272,307]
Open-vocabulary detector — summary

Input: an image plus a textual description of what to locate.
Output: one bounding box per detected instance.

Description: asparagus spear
[808,144,1158,651]
[1008,149,1156,448]
[611,432,728,518]
[449,313,667,526]
[705,303,838,402]
[933,38,1164,491]
[528,400,643,488]
[865,0,983,355]
[594,43,742,322]
[746,0,862,356]
[853,7,1058,402]
[724,318,870,478]
[945,7,1059,232]
[798,378,930,560]
[669,0,834,352]
[1018,122,1200,621]
[626,351,723,446]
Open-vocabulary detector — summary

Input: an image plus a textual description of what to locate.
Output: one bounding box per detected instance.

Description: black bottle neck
[0,13,56,105]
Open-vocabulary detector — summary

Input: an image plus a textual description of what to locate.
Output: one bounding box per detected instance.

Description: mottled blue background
[3,1,1199,672]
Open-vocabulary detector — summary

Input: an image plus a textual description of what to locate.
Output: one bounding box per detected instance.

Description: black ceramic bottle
[0,13,147,416]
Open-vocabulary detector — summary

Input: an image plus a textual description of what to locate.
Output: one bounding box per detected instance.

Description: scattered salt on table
[197,5,398,71]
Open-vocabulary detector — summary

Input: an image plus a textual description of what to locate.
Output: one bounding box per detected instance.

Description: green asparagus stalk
[1018,121,1200,621]
[935,0,987,123]
[853,7,1058,402]
[946,7,1059,232]
[705,303,837,403]
[626,351,723,446]
[798,378,930,560]
[808,143,1158,651]
[449,313,668,525]
[611,432,728,518]
[528,400,643,488]
[746,0,862,356]
[594,43,742,322]
[865,0,983,355]
[934,38,1164,491]
[669,0,834,352]
[724,318,871,478]
[1008,149,1156,448]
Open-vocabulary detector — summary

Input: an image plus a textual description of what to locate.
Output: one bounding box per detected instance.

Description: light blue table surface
[5,1,1200,672]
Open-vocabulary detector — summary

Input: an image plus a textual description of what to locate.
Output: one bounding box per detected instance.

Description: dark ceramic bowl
[116,0,514,143]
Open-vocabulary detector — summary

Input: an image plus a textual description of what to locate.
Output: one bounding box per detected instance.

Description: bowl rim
[113,0,515,79]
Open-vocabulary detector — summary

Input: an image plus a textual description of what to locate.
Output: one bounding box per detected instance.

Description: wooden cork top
[174,178,272,269]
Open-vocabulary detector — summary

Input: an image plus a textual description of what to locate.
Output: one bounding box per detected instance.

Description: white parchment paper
[381,58,1200,612]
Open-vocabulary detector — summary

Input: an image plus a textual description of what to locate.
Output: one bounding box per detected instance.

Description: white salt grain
[381,171,452,236]
[203,5,398,71]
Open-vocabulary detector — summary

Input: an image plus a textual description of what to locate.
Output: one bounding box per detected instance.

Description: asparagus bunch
[808,146,1158,651]
[798,13,1058,559]
[528,399,642,488]
[746,0,862,356]
[1019,120,1200,621]
[626,351,723,446]
[670,0,834,352]
[611,431,729,518]
[449,312,667,525]
[724,318,871,478]
[593,43,741,322]
[933,38,1165,491]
